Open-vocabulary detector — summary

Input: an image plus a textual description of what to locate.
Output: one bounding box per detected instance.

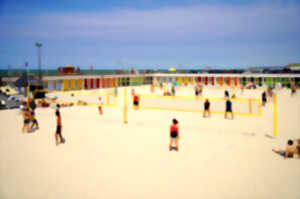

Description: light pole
[35,42,42,83]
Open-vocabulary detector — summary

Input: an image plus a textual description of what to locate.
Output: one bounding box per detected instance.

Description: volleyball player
[98,97,103,115]
[22,108,30,133]
[150,84,155,93]
[169,119,180,151]
[262,91,267,106]
[171,86,175,96]
[30,108,39,130]
[203,99,211,118]
[225,99,234,119]
[55,105,65,145]
[133,94,139,109]
[131,88,135,96]
[291,82,296,96]
[224,90,229,98]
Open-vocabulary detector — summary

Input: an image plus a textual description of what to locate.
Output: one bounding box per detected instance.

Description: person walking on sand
[272,140,296,159]
[55,105,65,146]
[98,97,103,115]
[225,99,234,119]
[169,119,180,151]
[203,99,211,118]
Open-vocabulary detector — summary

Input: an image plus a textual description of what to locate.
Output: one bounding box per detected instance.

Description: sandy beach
[0,85,299,199]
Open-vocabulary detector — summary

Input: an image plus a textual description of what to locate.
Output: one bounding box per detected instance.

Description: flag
[25,62,29,68]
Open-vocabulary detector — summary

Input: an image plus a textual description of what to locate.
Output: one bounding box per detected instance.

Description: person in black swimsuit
[203,99,211,118]
[22,108,30,133]
[225,99,234,119]
[55,105,65,145]
[262,91,267,106]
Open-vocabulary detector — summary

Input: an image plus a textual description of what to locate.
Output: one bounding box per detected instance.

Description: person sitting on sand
[296,138,300,158]
[272,140,296,159]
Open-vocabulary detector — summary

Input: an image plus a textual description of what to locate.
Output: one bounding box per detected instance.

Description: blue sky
[0,0,300,69]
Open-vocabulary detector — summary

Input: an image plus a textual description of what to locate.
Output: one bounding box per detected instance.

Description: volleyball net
[33,89,117,107]
[132,94,262,116]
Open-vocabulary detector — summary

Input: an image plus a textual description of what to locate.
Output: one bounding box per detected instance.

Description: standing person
[150,84,155,93]
[169,119,180,151]
[225,99,234,119]
[203,99,211,118]
[133,94,139,109]
[55,105,65,146]
[22,108,31,133]
[171,86,176,96]
[194,84,199,97]
[224,90,230,98]
[131,88,135,97]
[98,97,103,115]
[272,140,296,159]
[262,91,267,106]
[30,108,39,130]
[267,86,273,98]
[291,82,296,96]
[114,86,118,97]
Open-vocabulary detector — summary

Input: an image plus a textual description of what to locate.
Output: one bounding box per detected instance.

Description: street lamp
[35,42,42,83]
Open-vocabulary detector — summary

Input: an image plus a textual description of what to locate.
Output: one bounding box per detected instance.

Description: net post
[273,94,277,136]
[106,93,109,105]
[248,99,252,114]
[123,88,127,124]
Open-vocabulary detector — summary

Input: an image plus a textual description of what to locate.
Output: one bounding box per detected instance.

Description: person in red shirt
[133,94,139,109]
[169,119,180,151]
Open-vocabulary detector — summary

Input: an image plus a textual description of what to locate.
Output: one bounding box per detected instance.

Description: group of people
[21,99,65,146]
[21,101,39,133]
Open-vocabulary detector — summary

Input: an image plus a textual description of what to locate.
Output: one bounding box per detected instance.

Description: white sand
[0,86,300,199]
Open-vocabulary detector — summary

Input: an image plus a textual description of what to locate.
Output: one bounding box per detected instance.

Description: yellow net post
[248,99,252,114]
[123,88,127,124]
[106,93,109,105]
[273,94,277,136]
